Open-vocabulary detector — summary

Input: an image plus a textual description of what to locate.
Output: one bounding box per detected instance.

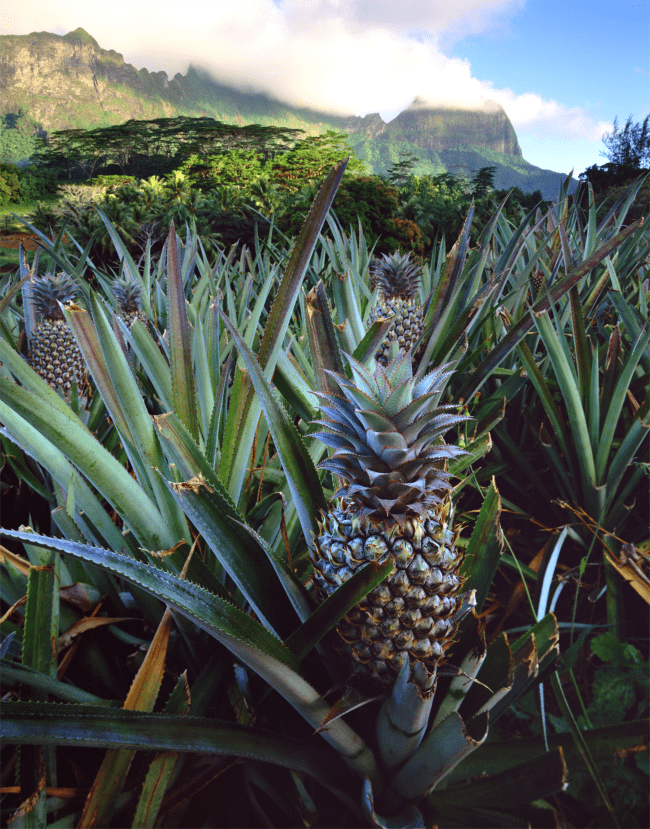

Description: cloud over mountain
[1,0,609,149]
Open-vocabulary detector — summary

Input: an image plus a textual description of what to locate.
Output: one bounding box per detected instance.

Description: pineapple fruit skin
[369,251,425,367]
[369,296,424,367]
[29,319,88,394]
[28,274,88,395]
[313,504,465,684]
[112,278,148,329]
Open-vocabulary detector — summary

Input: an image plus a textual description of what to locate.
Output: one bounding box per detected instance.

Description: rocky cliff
[343,97,522,157]
[0,29,186,129]
[0,28,336,132]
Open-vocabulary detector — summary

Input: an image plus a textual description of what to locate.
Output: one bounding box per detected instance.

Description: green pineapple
[369,251,425,366]
[112,276,147,329]
[28,274,88,395]
[311,352,473,685]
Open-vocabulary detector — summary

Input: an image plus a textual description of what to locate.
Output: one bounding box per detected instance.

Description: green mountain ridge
[0,27,577,198]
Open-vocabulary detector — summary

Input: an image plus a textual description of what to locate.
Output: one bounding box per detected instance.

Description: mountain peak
[386,99,521,157]
[61,28,100,49]
[407,96,504,114]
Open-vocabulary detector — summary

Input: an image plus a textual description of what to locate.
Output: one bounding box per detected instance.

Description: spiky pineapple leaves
[165,222,200,441]
[456,214,646,402]
[77,607,176,828]
[11,549,61,826]
[459,477,504,616]
[219,159,348,503]
[0,528,384,786]
[0,702,351,795]
[218,307,327,549]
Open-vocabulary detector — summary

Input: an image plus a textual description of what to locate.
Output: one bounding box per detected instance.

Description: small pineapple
[28,274,88,395]
[112,276,147,329]
[311,352,474,685]
[369,251,425,366]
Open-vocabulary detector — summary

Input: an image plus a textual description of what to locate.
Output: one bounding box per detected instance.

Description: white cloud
[1,0,607,149]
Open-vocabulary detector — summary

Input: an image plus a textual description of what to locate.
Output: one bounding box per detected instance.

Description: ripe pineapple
[311,352,473,685]
[369,251,425,366]
[28,274,88,395]
[112,276,147,329]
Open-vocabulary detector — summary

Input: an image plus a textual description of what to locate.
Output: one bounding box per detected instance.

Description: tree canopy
[601,115,650,169]
[32,116,306,178]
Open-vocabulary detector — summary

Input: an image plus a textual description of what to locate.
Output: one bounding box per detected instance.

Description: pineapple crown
[112,276,143,313]
[30,273,79,321]
[311,352,472,525]
[369,251,422,301]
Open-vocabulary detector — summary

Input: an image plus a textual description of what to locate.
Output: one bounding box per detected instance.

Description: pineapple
[311,352,473,685]
[112,276,147,329]
[369,251,425,366]
[28,274,88,395]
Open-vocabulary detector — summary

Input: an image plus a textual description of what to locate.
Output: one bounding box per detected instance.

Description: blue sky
[2,0,648,177]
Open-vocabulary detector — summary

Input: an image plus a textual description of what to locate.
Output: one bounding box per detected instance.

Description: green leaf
[305,281,346,395]
[532,307,597,509]
[0,406,129,553]
[219,308,327,548]
[444,718,649,784]
[286,558,394,661]
[0,702,349,791]
[162,473,298,637]
[435,746,566,808]
[549,671,617,823]
[390,711,489,800]
[596,326,650,482]
[455,216,645,401]
[460,477,503,615]
[0,529,380,783]
[0,380,177,553]
[126,319,174,411]
[22,558,60,692]
[219,160,347,501]
[0,662,116,706]
[166,223,200,441]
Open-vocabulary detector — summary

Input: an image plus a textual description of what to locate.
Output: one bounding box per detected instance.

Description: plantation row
[0,162,648,827]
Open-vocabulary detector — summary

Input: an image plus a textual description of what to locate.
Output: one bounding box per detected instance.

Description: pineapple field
[0,161,648,828]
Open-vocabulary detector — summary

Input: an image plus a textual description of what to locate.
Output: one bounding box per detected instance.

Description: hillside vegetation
[1,28,575,198]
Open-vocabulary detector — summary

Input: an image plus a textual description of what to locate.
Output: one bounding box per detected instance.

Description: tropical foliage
[0,158,648,828]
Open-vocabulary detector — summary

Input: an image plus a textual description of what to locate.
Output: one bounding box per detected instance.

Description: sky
[1,0,648,176]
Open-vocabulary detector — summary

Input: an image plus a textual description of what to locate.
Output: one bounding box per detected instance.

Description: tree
[271,131,367,192]
[601,115,650,169]
[386,151,419,187]
[471,166,497,198]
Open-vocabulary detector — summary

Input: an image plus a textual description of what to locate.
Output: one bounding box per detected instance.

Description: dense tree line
[4,115,557,260]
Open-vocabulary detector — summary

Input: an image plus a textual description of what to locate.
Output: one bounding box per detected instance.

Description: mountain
[0,28,575,198]
[0,28,339,132]
[345,97,522,156]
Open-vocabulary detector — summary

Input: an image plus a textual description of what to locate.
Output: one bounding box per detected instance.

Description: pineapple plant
[28,273,88,395]
[311,351,474,685]
[111,276,148,328]
[369,251,425,366]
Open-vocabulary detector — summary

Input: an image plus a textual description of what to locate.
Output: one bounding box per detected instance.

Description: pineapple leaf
[456,215,645,402]
[219,160,347,502]
[219,308,327,548]
[166,223,200,441]
[0,380,177,553]
[125,318,174,411]
[459,477,504,617]
[390,710,489,800]
[0,702,352,792]
[162,473,299,638]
